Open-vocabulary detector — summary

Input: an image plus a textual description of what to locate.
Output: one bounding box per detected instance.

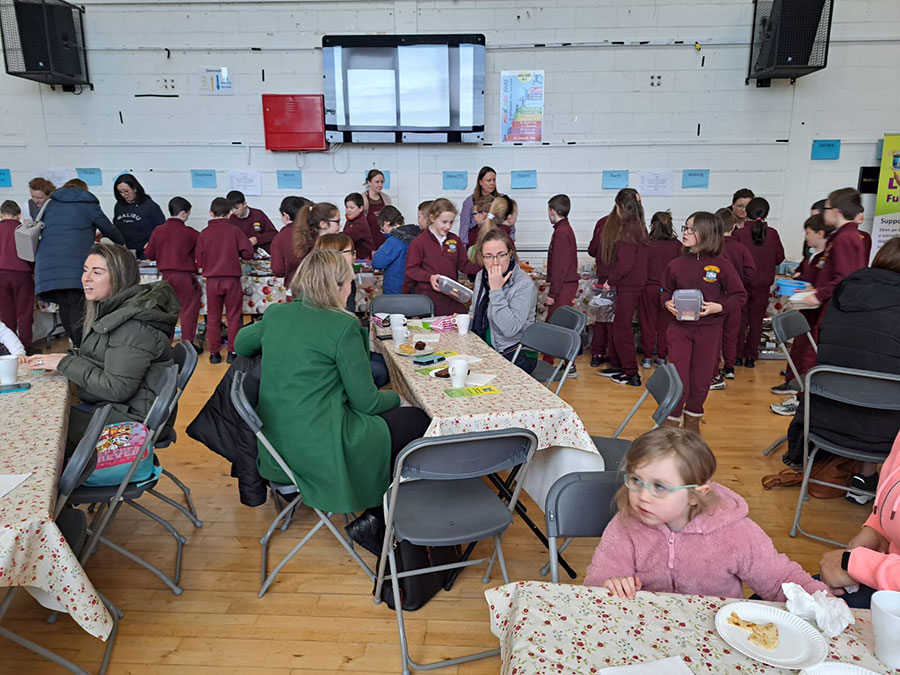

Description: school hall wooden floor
[3,352,872,674]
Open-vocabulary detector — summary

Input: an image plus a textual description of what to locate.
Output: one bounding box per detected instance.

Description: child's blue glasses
[623,473,700,498]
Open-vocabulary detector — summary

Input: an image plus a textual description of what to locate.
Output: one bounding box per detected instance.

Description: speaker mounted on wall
[0,0,91,89]
[748,0,834,85]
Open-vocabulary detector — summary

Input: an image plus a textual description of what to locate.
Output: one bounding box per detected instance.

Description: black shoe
[735,358,744,367]
[744,359,756,368]
[190,341,204,355]
[345,511,385,556]
[771,381,800,395]
[846,473,878,504]
[590,355,606,368]
[611,372,641,387]
[722,367,735,380]
[227,352,237,364]
[209,352,222,364]
[599,367,623,378]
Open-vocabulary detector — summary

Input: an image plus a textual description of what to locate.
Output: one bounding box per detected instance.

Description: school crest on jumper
[446,239,457,253]
[702,265,720,282]
[253,222,261,231]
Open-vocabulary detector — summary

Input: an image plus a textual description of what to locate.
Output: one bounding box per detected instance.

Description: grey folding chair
[148,341,203,527]
[373,428,538,675]
[70,365,188,595]
[548,304,587,335]
[790,365,900,547]
[590,363,683,470]
[513,322,581,394]
[763,310,818,456]
[229,371,375,598]
[543,471,620,583]
[0,404,123,675]
[371,294,435,318]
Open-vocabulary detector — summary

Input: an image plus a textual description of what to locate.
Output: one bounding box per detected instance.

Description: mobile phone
[375,333,392,341]
[413,354,445,365]
[0,382,31,394]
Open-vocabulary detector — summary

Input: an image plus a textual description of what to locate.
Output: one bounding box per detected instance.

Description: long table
[0,367,113,641]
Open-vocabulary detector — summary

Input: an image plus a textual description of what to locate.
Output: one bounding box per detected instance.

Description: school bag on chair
[14,199,50,262]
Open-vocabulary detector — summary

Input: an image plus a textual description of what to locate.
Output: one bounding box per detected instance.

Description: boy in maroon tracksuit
[545,194,579,317]
[0,200,34,347]
[143,196,202,352]
[226,190,277,254]
[196,198,253,363]
[403,198,481,316]
[716,208,755,381]
[661,212,746,434]
[587,212,612,367]
[343,192,374,259]
[639,211,683,370]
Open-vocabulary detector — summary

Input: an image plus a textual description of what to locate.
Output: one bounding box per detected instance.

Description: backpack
[14,199,49,262]
[83,421,161,487]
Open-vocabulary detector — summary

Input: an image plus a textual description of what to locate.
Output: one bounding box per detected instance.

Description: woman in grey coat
[471,228,537,373]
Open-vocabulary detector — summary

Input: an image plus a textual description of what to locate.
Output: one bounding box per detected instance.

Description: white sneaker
[770,395,799,416]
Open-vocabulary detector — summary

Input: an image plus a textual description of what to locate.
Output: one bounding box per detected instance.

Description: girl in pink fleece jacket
[584,428,829,601]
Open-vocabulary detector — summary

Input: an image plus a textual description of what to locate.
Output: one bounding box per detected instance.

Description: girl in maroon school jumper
[343,192,374,259]
[363,169,391,250]
[587,208,615,367]
[715,208,755,382]
[270,196,312,291]
[0,200,34,348]
[661,212,746,434]
[598,189,648,386]
[143,196,203,352]
[639,211,683,370]
[403,198,481,316]
[732,198,784,368]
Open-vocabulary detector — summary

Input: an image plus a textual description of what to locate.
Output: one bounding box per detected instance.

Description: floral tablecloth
[485,581,897,674]
[0,368,113,641]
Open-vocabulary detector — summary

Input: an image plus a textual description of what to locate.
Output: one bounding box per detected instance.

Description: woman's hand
[25,353,66,372]
[429,274,442,292]
[487,262,512,291]
[699,301,723,316]
[819,549,857,593]
[602,576,642,599]
[665,300,678,316]
[848,526,889,553]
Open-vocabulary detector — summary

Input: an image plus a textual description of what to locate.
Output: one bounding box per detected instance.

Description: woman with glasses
[583,427,828,601]
[471,228,537,373]
[113,173,166,258]
[730,188,755,231]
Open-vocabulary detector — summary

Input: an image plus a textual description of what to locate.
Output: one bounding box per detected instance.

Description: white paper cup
[388,313,407,328]
[391,326,409,343]
[0,355,18,385]
[872,590,900,667]
[456,314,471,335]
[448,358,469,388]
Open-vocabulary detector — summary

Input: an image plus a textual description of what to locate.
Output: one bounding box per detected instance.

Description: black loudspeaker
[0,0,91,88]
[749,0,834,82]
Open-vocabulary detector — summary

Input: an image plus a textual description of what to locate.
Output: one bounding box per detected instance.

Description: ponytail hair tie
[487,213,496,221]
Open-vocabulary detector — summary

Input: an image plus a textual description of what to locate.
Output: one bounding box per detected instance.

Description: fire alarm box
[262,94,327,151]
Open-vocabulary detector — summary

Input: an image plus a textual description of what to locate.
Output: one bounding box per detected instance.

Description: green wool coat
[234,300,400,514]
[58,281,179,422]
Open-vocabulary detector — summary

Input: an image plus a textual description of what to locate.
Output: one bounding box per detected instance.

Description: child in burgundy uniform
[639,211,683,370]
[732,198,784,367]
[143,196,203,352]
[715,208,755,383]
[226,190,277,254]
[466,195,493,248]
[587,209,615,367]
[403,198,481,316]
[270,196,312,291]
[730,188,755,231]
[196,198,253,364]
[661,212,746,433]
[343,192,374,259]
[598,189,648,386]
[291,202,341,273]
[0,200,34,347]
[545,194,579,317]
[416,201,431,232]
[469,196,517,261]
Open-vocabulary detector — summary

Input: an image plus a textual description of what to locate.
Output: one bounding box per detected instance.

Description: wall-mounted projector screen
[322,34,486,144]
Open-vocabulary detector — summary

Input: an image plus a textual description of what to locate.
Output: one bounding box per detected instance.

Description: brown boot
[662,416,683,429]
[683,413,702,435]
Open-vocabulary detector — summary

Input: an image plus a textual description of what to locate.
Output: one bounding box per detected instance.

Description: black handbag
[375,541,461,611]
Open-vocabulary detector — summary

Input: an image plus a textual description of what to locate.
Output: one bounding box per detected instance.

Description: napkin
[465,373,496,387]
[599,656,694,674]
[782,582,855,637]
[0,473,31,499]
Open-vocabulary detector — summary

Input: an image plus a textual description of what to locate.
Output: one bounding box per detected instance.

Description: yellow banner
[873,134,900,259]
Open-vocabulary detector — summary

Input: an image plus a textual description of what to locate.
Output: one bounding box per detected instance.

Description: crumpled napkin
[782,582,855,637]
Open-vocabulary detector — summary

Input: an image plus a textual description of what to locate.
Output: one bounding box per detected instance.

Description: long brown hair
[686,211,724,257]
[293,202,338,263]
[873,236,900,274]
[82,243,140,335]
[473,166,498,201]
[313,232,354,255]
[650,210,676,241]
[601,188,647,266]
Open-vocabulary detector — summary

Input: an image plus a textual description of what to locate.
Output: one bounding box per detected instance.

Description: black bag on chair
[376,541,461,611]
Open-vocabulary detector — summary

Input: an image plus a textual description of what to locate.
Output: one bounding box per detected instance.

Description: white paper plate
[715,602,827,670]
[801,664,880,675]
[393,345,434,358]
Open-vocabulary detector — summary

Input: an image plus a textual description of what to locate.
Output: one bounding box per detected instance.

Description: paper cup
[391,326,409,343]
[0,355,18,384]
[872,590,900,667]
[456,314,471,335]
[448,358,469,389]
[388,313,407,328]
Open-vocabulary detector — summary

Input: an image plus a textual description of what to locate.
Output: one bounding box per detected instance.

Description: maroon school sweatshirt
[645,238,683,286]
[270,224,302,285]
[608,242,649,291]
[732,222,785,289]
[660,253,747,326]
[143,218,199,273]
[547,217,579,300]
[813,222,868,305]
[344,215,374,259]
[587,216,611,283]
[0,219,32,272]
[196,219,253,278]
[722,236,756,289]
[228,207,277,251]
[403,229,480,314]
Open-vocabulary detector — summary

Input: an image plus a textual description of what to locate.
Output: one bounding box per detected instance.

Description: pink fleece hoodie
[848,433,900,591]
[584,482,828,601]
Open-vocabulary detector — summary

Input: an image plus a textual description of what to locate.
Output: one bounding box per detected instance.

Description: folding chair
[229,370,376,598]
[543,471,620,583]
[371,294,435,318]
[590,363,683,470]
[373,428,538,674]
[0,404,123,675]
[513,322,581,394]
[71,365,188,595]
[790,365,900,547]
[763,310,818,456]
[147,342,203,527]
[548,304,587,335]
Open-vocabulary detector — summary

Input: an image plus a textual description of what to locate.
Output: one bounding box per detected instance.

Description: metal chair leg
[147,487,203,528]
[763,433,788,457]
[260,493,303,586]
[160,467,202,526]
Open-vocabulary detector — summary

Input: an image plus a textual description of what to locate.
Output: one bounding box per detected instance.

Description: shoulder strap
[33,198,50,223]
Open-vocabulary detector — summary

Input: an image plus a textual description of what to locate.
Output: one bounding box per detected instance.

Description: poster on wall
[500,70,544,143]
[872,134,900,262]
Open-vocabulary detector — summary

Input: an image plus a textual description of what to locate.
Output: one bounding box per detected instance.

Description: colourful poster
[872,134,900,262]
[500,70,544,143]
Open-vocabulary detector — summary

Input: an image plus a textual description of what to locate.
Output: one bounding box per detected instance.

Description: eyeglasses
[482,251,510,262]
[681,225,695,234]
[341,248,354,255]
[623,473,700,498]
[328,218,341,224]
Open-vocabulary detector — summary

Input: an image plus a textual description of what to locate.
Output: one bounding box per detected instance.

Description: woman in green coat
[235,249,430,529]
[28,243,179,448]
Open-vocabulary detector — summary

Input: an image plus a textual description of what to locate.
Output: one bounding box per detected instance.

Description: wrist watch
[840,550,851,571]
